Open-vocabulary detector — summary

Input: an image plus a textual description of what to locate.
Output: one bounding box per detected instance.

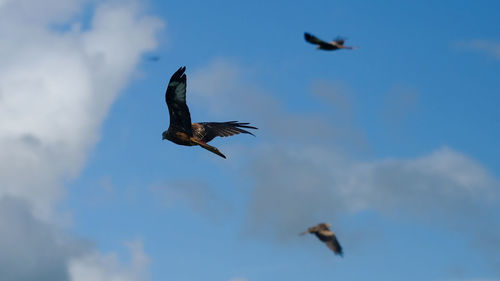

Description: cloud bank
[0,0,162,280]
[247,145,498,234]
[190,60,500,263]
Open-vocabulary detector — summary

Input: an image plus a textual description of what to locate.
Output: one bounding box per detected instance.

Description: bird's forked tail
[190,137,227,159]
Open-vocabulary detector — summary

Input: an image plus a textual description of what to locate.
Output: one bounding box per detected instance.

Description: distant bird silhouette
[304,32,356,51]
[300,223,343,256]
[162,66,257,159]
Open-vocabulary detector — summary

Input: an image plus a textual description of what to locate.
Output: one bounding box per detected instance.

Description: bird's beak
[299,230,309,236]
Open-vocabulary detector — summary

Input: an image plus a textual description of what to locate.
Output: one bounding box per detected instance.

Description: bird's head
[162,130,168,140]
[319,222,331,229]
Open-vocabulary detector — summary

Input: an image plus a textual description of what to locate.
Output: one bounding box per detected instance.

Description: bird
[304,32,356,51]
[162,66,257,159]
[300,223,343,256]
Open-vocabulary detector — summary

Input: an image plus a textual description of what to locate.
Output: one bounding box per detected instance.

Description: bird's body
[162,129,193,146]
[304,32,356,51]
[301,223,343,256]
[162,67,257,158]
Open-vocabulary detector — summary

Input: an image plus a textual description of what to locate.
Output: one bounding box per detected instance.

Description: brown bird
[300,223,343,256]
[162,66,257,159]
[304,32,356,51]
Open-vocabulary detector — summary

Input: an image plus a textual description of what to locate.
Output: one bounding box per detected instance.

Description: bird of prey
[304,32,356,51]
[162,66,257,159]
[300,223,343,256]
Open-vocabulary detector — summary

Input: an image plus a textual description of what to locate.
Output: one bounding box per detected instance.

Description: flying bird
[304,32,356,51]
[300,223,343,256]
[162,66,257,159]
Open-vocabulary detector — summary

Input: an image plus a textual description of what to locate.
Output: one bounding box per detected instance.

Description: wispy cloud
[456,40,500,60]
[151,180,233,221]
[189,59,365,148]
[247,145,498,235]
[380,85,419,127]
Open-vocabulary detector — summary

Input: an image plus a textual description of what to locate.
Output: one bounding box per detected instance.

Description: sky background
[0,0,499,281]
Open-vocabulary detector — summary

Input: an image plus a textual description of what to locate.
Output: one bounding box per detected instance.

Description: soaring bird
[304,32,356,51]
[162,66,257,159]
[300,223,343,256]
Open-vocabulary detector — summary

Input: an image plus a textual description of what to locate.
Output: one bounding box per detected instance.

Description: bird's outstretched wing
[193,121,257,143]
[304,32,326,45]
[325,237,343,256]
[165,66,193,135]
[316,230,343,256]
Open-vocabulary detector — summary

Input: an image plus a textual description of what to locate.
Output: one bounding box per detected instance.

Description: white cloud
[0,0,162,219]
[0,0,84,25]
[0,0,162,280]
[69,240,149,281]
[0,197,150,281]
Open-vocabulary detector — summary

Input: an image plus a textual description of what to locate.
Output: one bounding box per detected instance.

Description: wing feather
[165,66,193,135]
[316,230,343,256]
[194,121,257,143]
[325,236,343,256]
[304,32,326,45]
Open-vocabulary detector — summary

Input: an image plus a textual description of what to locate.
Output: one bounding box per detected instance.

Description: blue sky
[0,0,499,281]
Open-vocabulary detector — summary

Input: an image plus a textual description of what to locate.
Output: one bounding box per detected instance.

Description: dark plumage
[300,223,343,256]
[162,67,257,159]
[304,32,356,51]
